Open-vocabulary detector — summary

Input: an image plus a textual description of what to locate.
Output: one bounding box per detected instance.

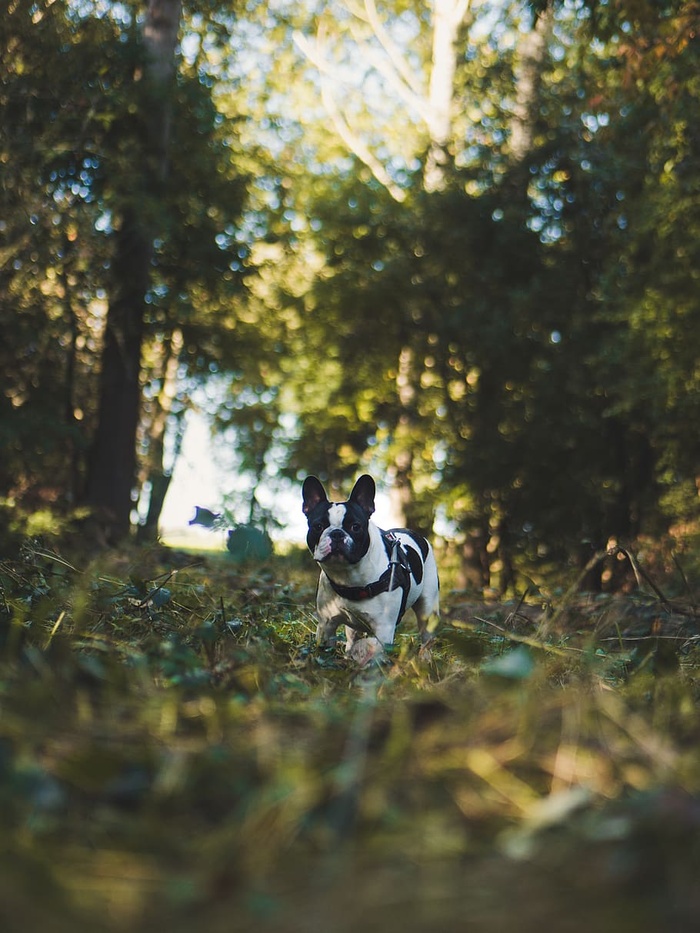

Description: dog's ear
[349,474,376,516]
[302,476,328,515]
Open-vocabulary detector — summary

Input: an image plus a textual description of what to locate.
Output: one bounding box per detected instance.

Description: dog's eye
[350,522,362,534]
[313,521,326,532]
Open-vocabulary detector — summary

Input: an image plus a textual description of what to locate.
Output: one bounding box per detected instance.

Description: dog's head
[302,474,376,565]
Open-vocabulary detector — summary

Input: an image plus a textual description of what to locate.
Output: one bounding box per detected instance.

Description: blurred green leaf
[481,646,535,680]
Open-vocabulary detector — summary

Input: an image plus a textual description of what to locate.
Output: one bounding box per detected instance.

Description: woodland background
[2,3,700,932]
[2,0,699,590]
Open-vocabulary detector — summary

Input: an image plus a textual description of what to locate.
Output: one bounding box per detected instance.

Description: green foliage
[189,501,275,562]
[0,0,252,522]
[2,0,699,584]
[0,542,700,930]
[226,525,274,563]
[255,0,700,589]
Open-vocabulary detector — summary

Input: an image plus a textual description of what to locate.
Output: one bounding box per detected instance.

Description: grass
[1,538,700,931]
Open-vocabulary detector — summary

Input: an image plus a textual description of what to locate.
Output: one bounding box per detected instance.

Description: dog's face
[302,475,376,565]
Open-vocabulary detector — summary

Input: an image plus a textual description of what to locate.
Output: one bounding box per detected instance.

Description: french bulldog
[302,474,440,665]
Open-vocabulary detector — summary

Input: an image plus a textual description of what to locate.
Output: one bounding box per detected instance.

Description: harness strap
[322,533,413,624]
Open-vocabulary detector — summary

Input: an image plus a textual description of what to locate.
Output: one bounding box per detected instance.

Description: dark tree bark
[84,0,182,541]
[86,213,152,539]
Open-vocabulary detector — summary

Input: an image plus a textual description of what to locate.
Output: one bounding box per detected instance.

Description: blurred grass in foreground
[1,539,700,932]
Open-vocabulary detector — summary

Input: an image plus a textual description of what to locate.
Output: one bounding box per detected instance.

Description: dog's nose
[329,529,345,540]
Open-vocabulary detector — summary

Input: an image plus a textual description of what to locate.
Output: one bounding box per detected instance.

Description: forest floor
[1,538,700,932]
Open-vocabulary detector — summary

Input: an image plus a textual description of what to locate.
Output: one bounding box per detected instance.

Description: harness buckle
[388,540,402,567]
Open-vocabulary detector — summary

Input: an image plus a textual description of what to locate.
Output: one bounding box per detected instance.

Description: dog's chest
[317,526,426,613]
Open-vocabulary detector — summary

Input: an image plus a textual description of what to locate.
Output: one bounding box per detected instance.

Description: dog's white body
[303,475,440,664]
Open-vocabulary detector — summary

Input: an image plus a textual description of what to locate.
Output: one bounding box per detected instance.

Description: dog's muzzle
[325,528,352,560]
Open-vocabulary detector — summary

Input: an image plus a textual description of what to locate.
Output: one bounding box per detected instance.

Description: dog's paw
[316,617,345,647]
[418,642,434,663]
[347,637,385,667]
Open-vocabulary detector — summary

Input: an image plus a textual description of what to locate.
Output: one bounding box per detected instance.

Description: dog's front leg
[344,623,359,654]
[316,613,343,646]
[345,608,396,667]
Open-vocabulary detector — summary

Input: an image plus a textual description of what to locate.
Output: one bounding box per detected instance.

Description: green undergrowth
[1,539,700,932]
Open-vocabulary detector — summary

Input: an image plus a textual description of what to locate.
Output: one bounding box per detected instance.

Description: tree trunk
[456,523,490,591]
[84,0,181,542]
[424,0,469,192]
[137,327,184,541]
[59,229,82,505]
[393,1,470,522]
[86,213,152,540]
[510,10,552,165]
[388,345,417,527]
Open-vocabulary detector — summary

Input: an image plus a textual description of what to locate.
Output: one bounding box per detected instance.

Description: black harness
[322,531,423,625]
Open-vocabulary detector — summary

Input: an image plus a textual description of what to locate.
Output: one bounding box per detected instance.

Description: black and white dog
[302,474,439,665]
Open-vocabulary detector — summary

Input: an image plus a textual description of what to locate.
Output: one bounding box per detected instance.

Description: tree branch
[351,33,434,127]
[293,29,407,201]
[360,0,425,99]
